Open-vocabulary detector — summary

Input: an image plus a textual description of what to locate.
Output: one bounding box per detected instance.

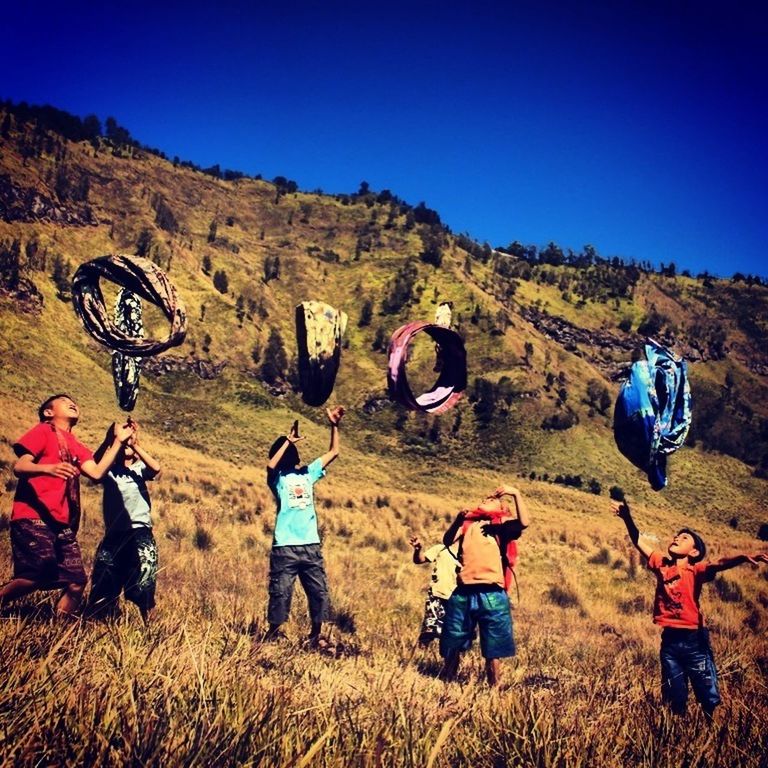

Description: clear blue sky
[5,0,767,277]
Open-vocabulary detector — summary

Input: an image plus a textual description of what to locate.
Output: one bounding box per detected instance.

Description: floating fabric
[613,340,692,491]
[434,301,453,328]
[111,288,143,411]
[71,254,187,356]
[295,301,348,406]
[387,322,467,414]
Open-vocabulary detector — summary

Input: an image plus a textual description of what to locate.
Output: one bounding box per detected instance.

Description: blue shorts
[440,586,515,659]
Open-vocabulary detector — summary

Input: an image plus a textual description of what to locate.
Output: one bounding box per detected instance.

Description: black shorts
[10,518,87,586]
[88,527,158,614]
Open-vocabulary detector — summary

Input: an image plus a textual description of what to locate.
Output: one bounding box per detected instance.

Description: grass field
[1,412,767,766]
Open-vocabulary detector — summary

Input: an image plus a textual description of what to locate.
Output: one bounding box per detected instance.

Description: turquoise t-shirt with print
[268,458,326,546]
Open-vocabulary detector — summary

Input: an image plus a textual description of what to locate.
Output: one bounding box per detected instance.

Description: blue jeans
[440,586,515,659]
[660,627,720,715]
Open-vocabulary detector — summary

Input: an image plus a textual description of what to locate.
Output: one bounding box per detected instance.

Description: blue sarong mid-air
[613,341,692,491]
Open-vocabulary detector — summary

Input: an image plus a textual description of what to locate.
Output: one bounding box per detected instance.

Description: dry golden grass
[1,410,767,766]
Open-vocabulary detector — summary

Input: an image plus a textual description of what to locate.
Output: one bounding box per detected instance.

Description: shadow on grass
[0,603,55,621]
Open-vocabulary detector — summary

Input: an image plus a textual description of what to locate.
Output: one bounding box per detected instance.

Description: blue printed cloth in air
[613,341,692,491]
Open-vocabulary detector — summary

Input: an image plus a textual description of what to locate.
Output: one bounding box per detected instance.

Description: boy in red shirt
[1,394,133,616]
[613,499,768,718]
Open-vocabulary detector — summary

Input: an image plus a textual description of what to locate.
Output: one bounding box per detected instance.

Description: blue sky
[5,1,767,277]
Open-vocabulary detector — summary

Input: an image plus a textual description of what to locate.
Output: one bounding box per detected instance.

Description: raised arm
[443,510,467,547]
[80,422,134,480]
[318,406,345,469]
[494,485,530,529]
[612,500,654,559]
[130,429,161,479]
[409,535,428,564]
[705,552,768,575]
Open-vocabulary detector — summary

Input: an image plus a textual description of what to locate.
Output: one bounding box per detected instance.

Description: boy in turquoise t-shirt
[264,406,344,647]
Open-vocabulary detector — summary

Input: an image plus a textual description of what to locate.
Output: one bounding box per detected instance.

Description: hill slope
[1,103,766,526]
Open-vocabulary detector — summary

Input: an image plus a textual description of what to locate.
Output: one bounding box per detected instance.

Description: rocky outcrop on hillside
[515,305,742,378]
[142,354,227,380]
[0,277,44,314]
[0,174,97,225]
[517,305,638,378]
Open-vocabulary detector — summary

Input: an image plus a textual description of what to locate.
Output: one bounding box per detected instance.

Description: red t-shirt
[647,550,715,629]
[12,423,93,525]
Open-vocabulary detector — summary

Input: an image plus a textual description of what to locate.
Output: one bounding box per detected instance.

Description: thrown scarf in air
[295,301,347,406]
[387,321,467,414]
[72,254,186,356]
[111,288,143,411]
[613,341,692,491]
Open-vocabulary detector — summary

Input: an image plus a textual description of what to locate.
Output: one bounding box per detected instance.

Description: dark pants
[88,528,158,615]
[660,627,721,715]
[267,544,329,626]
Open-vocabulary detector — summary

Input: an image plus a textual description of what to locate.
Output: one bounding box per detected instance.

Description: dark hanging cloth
[111,288,143,411]
[71,254,187,356]
[387,322,467,414]
[295,301,347,406]
[613,341,692,491]
[52,425,82,534]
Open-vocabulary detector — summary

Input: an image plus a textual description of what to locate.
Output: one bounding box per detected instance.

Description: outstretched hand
[408,535,422,550]
[746,553,768,565]
[327,406,345,426]
[286,425,304,445]
[611,500,631,518]
[126,419,140,446]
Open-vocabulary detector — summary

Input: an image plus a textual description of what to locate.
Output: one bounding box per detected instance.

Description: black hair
[38,393,75,422]
[268,436,300,474]
[677,527,707,563]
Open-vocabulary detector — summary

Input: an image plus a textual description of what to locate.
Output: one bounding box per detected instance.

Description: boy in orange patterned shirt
[613,499,768,718]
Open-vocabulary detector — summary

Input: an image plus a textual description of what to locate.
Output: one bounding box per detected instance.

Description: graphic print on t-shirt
[286,476,312,509]
[661,570,684,616]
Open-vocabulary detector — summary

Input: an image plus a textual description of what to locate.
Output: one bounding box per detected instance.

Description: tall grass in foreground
[1,598,766,767]
[1,426,766,766]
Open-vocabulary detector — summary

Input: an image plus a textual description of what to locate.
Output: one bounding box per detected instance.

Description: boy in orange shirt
[613,499,768,718]
[1,394,133,616]
[440,485,530,686]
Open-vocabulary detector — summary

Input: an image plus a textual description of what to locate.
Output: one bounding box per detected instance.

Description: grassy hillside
[1,104,767,766]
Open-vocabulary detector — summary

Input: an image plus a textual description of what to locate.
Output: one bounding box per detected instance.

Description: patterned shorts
[10,519,87,585]
[88,527,158,614]
[419,592,446,644]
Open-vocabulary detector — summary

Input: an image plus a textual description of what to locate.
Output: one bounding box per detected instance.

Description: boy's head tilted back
[669,528,707,563]
[268,436,300,473]
[38,393,78,424]
[478,495,510,515]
